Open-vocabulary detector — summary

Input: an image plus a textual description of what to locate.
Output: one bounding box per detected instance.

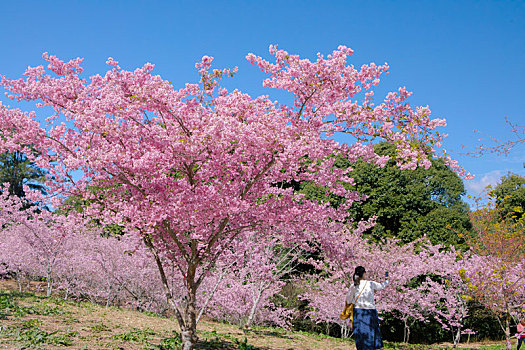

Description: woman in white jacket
[345,266,389,350]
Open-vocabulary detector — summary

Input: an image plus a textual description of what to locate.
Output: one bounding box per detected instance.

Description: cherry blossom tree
[299,223,371,335]
[461,254,525,349]
[302,224,433,341]
[56,229,171,311]
[367,239,437,344]
[301,277,350,337]
[424,277,472,347]
[64,231,159,308]
[0,46,462,349]
[417,246,473,347]
[200,271,293,329]
[0,186,70,296]
[0,185,169,310]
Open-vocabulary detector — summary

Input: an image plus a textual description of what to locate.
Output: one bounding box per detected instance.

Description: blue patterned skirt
[352,308,382,350]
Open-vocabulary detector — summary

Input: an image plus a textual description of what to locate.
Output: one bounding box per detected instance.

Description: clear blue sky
[1,0,524,204]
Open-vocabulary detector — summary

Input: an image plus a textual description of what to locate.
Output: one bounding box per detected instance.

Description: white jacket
[345,279,389,309]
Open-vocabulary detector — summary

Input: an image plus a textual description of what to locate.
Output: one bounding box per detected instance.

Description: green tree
[0,150,46,198]
[302,142,472,246]
[492,173,525,221]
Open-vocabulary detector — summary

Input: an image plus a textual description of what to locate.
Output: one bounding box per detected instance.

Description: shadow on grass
[241,327,293,340]
[197,330,269,350]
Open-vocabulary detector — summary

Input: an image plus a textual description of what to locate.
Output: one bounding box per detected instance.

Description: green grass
[89,321,112,333]
[154,336,182,350]
[0,290,68,318]
[0,324,78,348]
[111,326,157,342]
[381,341,508,350]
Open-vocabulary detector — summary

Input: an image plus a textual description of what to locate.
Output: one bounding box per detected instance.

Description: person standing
[345,266,389,350]
[517,318,525,350]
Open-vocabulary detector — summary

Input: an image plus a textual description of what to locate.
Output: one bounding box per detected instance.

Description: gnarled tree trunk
[147,237,201,350]
[180,283,198,350]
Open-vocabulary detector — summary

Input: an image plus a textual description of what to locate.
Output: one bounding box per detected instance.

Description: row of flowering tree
[0,187,69,296]
[0,45,468,349]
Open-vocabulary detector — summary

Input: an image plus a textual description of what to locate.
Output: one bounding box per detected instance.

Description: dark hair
[353,266,366,286]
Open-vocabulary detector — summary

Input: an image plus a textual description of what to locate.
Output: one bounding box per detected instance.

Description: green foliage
[0,324,77,347]
[235,337,257,350]
[0,286,512,348]
[61,188,127,236]
[382,341,440,349]
[88,321,112,333]
[153,336,182,350]
[111,327,156,342]
[477,345,507,350]
[0,291,60,319]
[380,310,449,344]
[493,172,525,221]
[304,142,473,246]
[382,342,506,349]
[0,291,18,319]
[0,291,68,320]
[0,150,46,199]
[271,282,327,335]
[462,301,502,341]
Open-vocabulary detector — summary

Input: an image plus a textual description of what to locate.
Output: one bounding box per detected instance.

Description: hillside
[0,281,508,350]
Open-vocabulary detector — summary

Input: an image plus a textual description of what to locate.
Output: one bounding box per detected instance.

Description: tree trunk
[46,253,59,298]
[146,238,200,350]
[505,315,512,350]
[403,318,410,343]
[15,273,22,292]
[180,281,199,350]
[403,319,406,343]
[341,322,350,338]
[105,283,113,307]
[453,327,461,348]
[245,284,266,328]
[46,267,53,297]
[46,279,52,297]
[196,265,231,324]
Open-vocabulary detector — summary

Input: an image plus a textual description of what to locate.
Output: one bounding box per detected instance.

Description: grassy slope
[0,282,509,350]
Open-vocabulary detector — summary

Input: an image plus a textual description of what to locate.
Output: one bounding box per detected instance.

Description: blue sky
[1,0,523,204]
